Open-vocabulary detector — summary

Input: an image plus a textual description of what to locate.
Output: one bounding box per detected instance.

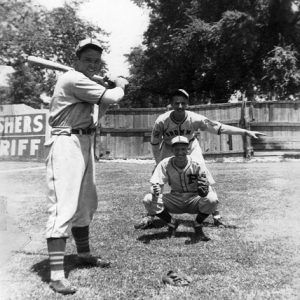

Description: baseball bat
[27,55,106,84]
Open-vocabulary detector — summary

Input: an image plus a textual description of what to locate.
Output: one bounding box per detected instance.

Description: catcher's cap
[171,136,189,146]
[75,38,103,57]
[170,89,189,100]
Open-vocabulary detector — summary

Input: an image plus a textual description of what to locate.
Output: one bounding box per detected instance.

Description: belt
[71,128,96,135]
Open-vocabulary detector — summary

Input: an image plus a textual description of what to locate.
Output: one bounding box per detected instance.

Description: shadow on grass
[31,254,97,283]
[137,219,239,243]
[137,230,193,244]
[151,218,238,229]
[202,221,239,229]
[137,219,193,244]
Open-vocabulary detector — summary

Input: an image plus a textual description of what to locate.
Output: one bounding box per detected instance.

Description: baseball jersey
[151,110,222,146]
[49,70,106,129]
[151,155,203,193]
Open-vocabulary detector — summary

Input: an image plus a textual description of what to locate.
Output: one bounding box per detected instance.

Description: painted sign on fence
[0,113,46,159]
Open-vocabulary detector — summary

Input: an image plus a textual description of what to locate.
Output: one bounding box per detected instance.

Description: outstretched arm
[219,123,266,139]
[198,117,266,139]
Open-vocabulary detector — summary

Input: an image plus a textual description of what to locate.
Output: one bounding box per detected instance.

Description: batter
[45,38,128,295]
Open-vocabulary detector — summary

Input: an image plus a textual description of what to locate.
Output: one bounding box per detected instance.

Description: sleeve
[73,75,106,104]
[192,113,222,135]
[150,118,163,146]
[150,160,168,185]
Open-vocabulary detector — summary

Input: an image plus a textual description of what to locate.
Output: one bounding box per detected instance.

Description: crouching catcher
[136,136,218,243]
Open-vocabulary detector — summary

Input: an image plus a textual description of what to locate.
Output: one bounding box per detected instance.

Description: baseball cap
[75,38,103,57]
[171,136,189,146]
[170,89,189,99]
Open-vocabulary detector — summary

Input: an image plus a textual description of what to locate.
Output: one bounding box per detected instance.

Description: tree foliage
[262,45,300,98]
[0,0,108,108]
[126,0,300,107]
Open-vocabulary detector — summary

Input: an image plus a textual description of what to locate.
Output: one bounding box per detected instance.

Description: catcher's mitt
[197,172,209,197]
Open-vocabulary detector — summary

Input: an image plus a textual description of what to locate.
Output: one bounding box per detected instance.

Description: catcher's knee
[143,193,153,205]
[205,188,219,206]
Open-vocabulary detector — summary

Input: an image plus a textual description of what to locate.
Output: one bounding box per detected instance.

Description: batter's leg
[47,237,77,295]
[71,136,110,267]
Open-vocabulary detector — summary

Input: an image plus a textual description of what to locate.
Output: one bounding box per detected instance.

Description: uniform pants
[143,186,218,216]
[45,134,97,238]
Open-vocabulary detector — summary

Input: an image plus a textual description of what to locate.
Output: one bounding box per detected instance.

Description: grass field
[0,160,300,299]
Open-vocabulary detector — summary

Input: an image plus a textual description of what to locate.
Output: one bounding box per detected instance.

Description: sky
[33,0,150,76]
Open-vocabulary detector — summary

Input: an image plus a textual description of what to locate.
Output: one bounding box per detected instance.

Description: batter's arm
[101,77,128,104]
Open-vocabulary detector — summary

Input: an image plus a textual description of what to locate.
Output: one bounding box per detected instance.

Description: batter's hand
[245,130,266,139]
[113,76,129,90]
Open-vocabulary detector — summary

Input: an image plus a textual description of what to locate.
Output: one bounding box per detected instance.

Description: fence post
[239,97,253,159]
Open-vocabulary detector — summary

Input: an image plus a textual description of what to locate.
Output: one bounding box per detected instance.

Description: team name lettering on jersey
[165,129,192,137]
[187,174,198,184]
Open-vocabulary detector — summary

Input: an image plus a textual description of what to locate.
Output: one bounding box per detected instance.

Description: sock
[212,210,221,219]
[156,209,172,224]
[71,226,91,257]
[47,237,66,281]
[195,213,209,227]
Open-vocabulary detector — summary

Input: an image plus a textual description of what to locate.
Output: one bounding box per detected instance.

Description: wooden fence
[97,101,300,159]
[1,102,299,161]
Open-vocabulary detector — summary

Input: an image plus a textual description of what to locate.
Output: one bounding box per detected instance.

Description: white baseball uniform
[45,69,106,238]
[143,155,218,216]
[151,110,222,184]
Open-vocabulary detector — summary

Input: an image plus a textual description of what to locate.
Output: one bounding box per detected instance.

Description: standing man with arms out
[135,89,265,229]
[45,38,128,295]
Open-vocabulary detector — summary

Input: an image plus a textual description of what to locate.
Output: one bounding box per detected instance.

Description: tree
[0,0,108,108]
[262,45,300,99]
[126,0,300,106]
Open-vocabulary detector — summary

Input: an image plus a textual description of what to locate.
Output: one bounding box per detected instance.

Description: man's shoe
[134,215,154,229]
[213,217,226,227]
[49,278,77,295]
[78,256,111,268]
[167,219,179,238]
[191,226,210,243]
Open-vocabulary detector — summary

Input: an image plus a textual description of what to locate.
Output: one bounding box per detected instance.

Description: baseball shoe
[213,217,226,227]
[78,256,111,268]
[190,226,210,243]
[49,278,77,295]
[134,215,154,229]
[167,219,179,238]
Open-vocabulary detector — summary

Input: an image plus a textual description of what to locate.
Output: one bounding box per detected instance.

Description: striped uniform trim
[73,237,90,253]
[49,251,64,271]
[49,251,65,255]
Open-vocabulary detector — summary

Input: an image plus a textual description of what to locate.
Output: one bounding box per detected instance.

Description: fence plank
[95,101,300,159]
